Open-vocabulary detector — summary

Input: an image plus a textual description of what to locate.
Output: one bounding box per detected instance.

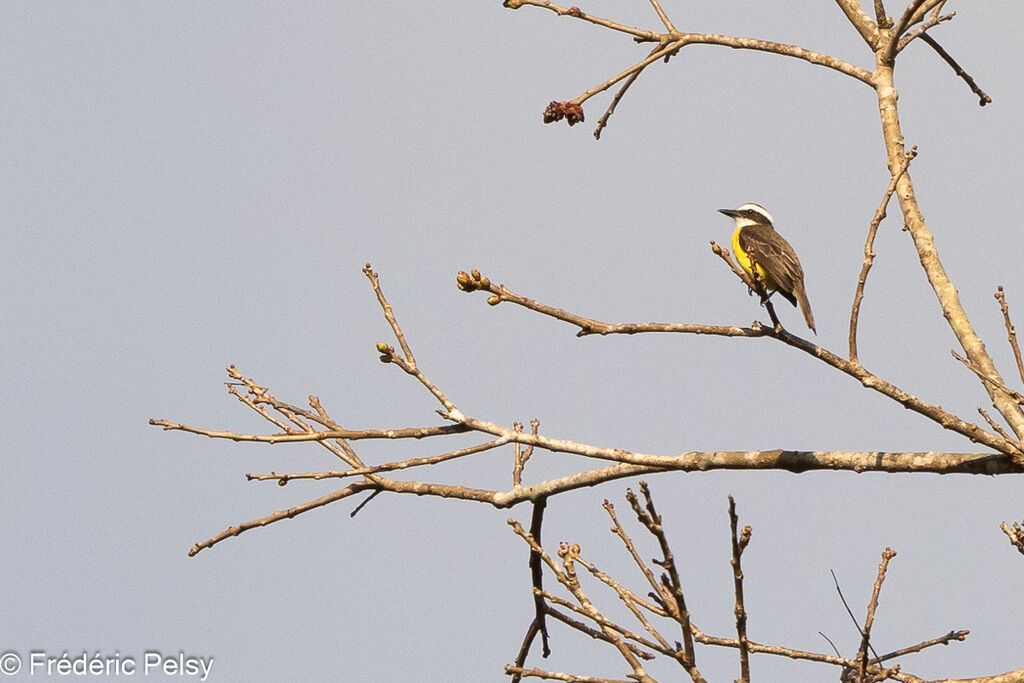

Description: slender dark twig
[511,497,551,683]
[919,33,991,105]
[728,496,751,682]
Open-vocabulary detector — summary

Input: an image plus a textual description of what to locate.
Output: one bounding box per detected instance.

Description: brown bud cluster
[543,101,585,126]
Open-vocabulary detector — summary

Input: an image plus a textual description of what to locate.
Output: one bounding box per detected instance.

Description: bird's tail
[793,282,816,334]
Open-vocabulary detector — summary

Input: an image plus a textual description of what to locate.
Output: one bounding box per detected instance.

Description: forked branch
[459,268,1024,459]
[508,487,990,681]
[151,265,1024,555]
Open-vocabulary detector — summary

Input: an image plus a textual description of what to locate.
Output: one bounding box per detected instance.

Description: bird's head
[718,203,774,228]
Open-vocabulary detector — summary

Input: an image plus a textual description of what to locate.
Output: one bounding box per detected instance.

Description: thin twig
[995,286,1024,388]
[151,419,471,444]
[461,270,1023,456]
[884,0,935,61]
[856,548,897,680]
[508,522,657,682]
[504,665,633,683]
[542,597,661,658]
[513,422,525,487]
[245,437,509,483]
[514,421,540,487]
[376,336,460,415]
[187,481,376,556]
[571,38,688,110]
[511,498,552,683]
[629,484,698,670]
[605,498,667,605]
[508,0,874,84]
[896,11,954,52]
[504,0,662,41]
[363,263,417,366]
[951,350,1024,405]
[647,0,675,33]
[573,554,677,657]
[728,496,751,682]
[850,146,916,362]
[830,570,880,666]
[869,629,968,664]
[594,53,649,140]
[918,33,991,105]
[225,368,367,467]
[819,631,842,657]
[830,570,862,635]
[978,408,1014,444]
[348,489,381,517]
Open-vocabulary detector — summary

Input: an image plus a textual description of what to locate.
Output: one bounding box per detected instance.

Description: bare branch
[870,629,968,664]
[834,0,881,46]
[507,0,872,136]
[529,497,551,654]
[363,263,417,366]
[627,483,697,668]
[508,522,658,682]
[460,271,1024,457]
[187,481,375,557]
[647,0,675,33]
[978,408,1015,445]
[1001,520,1024,557]
[884,0,944,62]
[511,498,552,683]
[896,10,954,52]
[541,596,661,658]
[952,350,1024,406]
[150,419,470,444]
[594,46,656,140]
[873,0,892,29]
[874,63,1024,449]
[995,287,1024,389]
[504,666,633,683]
[918,33,991,106]
[245,438,509,484]
[503,0,661,41]
[856,548,897,679]
[513,420,540,487]
[850,146,916,362]
[728,496,752,682]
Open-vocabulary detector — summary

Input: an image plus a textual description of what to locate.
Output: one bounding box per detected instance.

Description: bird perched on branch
[719,203,816,334]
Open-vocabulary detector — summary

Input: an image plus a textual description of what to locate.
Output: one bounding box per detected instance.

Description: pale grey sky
[2,3,1023,681]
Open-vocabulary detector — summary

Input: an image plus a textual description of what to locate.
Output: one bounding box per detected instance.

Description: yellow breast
[731,227,778,291]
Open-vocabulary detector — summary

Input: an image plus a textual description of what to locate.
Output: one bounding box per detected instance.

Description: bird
[719,203,816,334]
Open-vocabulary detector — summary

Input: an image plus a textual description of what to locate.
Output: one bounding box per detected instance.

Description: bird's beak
[718,208,739,218]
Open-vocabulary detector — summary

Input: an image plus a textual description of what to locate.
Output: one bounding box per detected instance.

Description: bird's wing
[738,225,805,298]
